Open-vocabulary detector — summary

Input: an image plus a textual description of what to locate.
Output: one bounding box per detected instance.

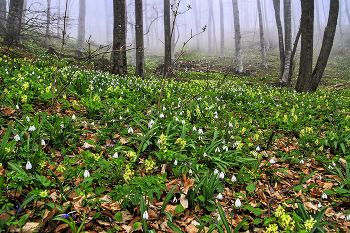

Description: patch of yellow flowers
[175,138,186,150]
[145,158,155,172]
[124,163,134,181]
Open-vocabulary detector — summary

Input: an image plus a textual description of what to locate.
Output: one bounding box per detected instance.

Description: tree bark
[0,0,6,34]
[44,0,51,48]
[295,0,314,92]
[315,0,323,37]
[262,0,270,50]
[77,0,86,52]
[257,0,267,68]
[310,0,339,91]
[219,0,225,58]
[280,0,292,85]
[345,0,350,32]
[192,0,200,52]
[208,0,213,57]
[5,0,24,46]
[273,0,285,77]
[339,0,345,53]
[135,0,145,79]
[232,0,243,73]
[111,0,127,76]
[164,0,171,76]
[171,0,176,60]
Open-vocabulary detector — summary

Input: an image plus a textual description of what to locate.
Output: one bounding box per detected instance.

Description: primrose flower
[231,175,237,182]
[322,193,327,199]
[41,139,46,146]
[14,135,20,141]
[217,193,223,200]
[26,161,32,170]
[235,198,242,208]
[84,170,90,178]
[128,127,134,134]
[28,125,36,131]
[113,152,118,158]
[219,172,225,179]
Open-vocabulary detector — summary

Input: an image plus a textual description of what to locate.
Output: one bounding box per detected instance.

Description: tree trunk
[192,0,200,52]
[280,0,292,85]
[5,0,24,46]
[219,0,225,58]
[257,0,267,68]
[144,0,149,49]
[135,0,145,79]
[262,0,270,50]
[111,0,127,76]
[232,0,243,73]
[345,0,350,32]
[44,0,51,48]
[171,0,176,60]
[295,0,314,92]
[105,0,111,42]
[77,0,86,52]
[208,0,213,57]
[339,0,345,53]
[273,0,285,77]
[0,0,6,34]
[57,0,60,36]
[164,0,171,76]
[315,0,323,37]
[310,0,339,91]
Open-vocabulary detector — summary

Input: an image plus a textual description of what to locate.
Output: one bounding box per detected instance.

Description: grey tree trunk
[5,0,24,46]
[57,0,60,36]
[144,0,149,49]
[164,0,171,76]
[262,0,270,50]
[315,0,323,37]
[339,0,345,52]
[219,0,225,58]
[273,0,285,77]
[280,0,292,85]
[130,17,136,67]
[232,0,243,72]
[105,0,111,42]
[295,0,314,92]
[77,0,86,52]
[135,0,145,79]
[192,0,200,52]
[111,0,127,76]
[257,0,267,68]
[345,0,350,32]
[208,0,213,57]
[44,0,51,47]
[171,0,176,60]
[0,0,6,34]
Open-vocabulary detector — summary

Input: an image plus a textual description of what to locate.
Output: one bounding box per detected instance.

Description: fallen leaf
[183,178,195,192]
[22,222,40,233]
[179,194,188,209]
[82,142,95,149]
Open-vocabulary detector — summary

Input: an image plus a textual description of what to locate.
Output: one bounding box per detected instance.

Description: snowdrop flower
[163,106,166,111]
[26,116,30,122]
[14,135,20,141]
[229,122,233,127]
[175,117,179,121]
[91,122,94,126]
[233,141,239,148]
[328,165,333,170]
[198,129,203,134]
[174,160,178,166]
[269,158,276,164]
[113,152,118,158]
[235,198,242,208]
[231,175,237,182]
[215,147,220,153]
[60,124,64,129]
[192,126,197,131]
[214,169,219,175]
[84,170,90,178]
[318,203,322,208]
[189,169,193,176]
[142,211,149,220]
[223,146,228,151]
[173,196,177,203]
[256,146,260,152]
[72,114,76,120]
[217,193,223,200]
[28,125,36,131]
[159,113,164,118]
[128,127,134,134]
[182,120,186,125]
[119,116,122,120]
[41,139,45,146]
[346,214,350,222]
[332,161,336,167]
[26,161,32,170]
[16,105,19,110]
[322,193,327,199]
[203,152,207,157]
[219,172,225,179]
[253,152,258,158]
[198,136,202,140]
[148,120,155,129]
[217,215,221,221]
[300,159,304,165]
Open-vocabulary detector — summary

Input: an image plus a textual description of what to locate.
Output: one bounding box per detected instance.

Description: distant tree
[257,0,267,68]
[77,0,86,52]
[345,0,350,31]
[219,0,225,58]
[262,0,270,50]
[44,0,51,47]
[5,0,24,46]
[272,0,284,76]
[111,0,127,76]
[315,0,323,37]
[296,0,339,92]
[208,0,213,57]
[135,0,145,79]
[105,0,111,42]
[0,0,6,34]
[339,0,345,53]
[232,0,243,72]
[192,0,200,52]
[164,0,171,76]
[57,0,60,36]
[171,0,176,60]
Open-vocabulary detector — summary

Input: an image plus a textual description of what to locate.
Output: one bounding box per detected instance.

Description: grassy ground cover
[0,46,350,233]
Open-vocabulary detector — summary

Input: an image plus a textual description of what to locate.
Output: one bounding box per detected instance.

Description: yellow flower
[300,129,305,137]
[145,158,156,172]
[263,224,279,233]
[5,147,11,153]
[304,218,317,232]
[241,127,246,134]
[275,205,285,218]
[39,160,46,169]
[21,95,27,103]
[283,115,288,123]
[46,86,51,93]
[39,190,48,198]
[293,115,298,122]
[93,94,100,102]
[57,165,66,172]
[159,133,167,146]
[187,110,191,119]
[126,151,136,159]
[23,82,29,90]
[319,145,323,151]
[4,88,8,94]
[124,164,134,181]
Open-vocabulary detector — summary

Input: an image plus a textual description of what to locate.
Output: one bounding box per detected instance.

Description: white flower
[60,124,64,128]
[189,169,193,176]
[328,165,333,169]
[203,152,207,157]
[16,105,19,110]
[163,106,166,111]
[229,122,233,127]
[223,146,228,151]
[300,159,304,164]
[346,214,350,222]
[159,113,164,118]
[214,169,219,175]
[198,136,202,140]
[175,117,179,121]
[233,141,239,148]
[142,211,149,220]
[219,172,225,179]
[26,116,30,122]
[72,114,76,120]
[26,161,32,170]
[192,126,197,131]
[217,215,221,221]
[128,127,134,134]
[84,170,90,178]
[198,129,203,134]
[231,175,237,182]
[113,152,118,158]
[119,116,122,120]
[253,152,258,158]
[318,203,322,208]
[148,120,155,129]
[215,147,220,153]
[256,146,260,152]
[322,193,327,199]
[173,196,177,203]
[182,120,186,125]
[41,139,45,146]
[28,125,36,131]
[270,158,276,164]
[14,135,20,141]
[174,160,178,166]
[217,193,223,200]
[91,122,94,126]
[235,198,242,208]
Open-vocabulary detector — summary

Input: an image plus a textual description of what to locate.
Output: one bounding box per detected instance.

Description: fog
[21,0,347,56]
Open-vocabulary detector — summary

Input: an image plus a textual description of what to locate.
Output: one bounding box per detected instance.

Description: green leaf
[205,203,216,212]
[115,212,123,222]
[95,186,106,197]
[161,185,176,215]
[133,222,142,230]
[246,183,257,193]
[217,203,231,233]
[175,204,185,215]
[253,218,263,225]
[8,162,26,175]
[164,212,173,222]
[93,212,101,219]
[201,215,213,222]
[18,214,29,227]
[167,222,183,233]
[233,217,249,233]
[0,121,12,163]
